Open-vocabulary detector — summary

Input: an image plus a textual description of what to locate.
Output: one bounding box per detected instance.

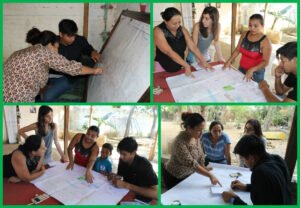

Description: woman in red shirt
[66,126,99,183]
[223,14,272,83]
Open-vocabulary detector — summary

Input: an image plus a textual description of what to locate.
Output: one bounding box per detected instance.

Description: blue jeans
[187,51,211,64]
[42,76,76,102]
[239,67,265,83]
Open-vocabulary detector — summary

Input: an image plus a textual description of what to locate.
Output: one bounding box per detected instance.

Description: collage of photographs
[1,1,298,206]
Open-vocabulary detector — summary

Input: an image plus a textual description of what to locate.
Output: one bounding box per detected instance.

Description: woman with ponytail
[18,106,67,164]
[162,112,221,189]
[4,27,104,102]
[3,135,46,183]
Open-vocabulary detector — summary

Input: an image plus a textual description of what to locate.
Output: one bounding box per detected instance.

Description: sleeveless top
[74,134,96,167]
[37,127,54,164]
[3,145,40,177]
[155,22,187,72]
[197,31,214,61]
[239,31,266,70]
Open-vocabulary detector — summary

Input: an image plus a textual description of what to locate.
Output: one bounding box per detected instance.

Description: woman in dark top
[154,7,212,76]
[223,14,271,83]
[3,135,46,183]
[66,126,99,183]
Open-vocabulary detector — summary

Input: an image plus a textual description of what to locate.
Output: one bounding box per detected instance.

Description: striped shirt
[201,132,231,161]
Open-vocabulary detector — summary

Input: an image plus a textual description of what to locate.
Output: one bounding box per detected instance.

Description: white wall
[18,106,65,141]
[3,3,143,61]
[3,3,84,61]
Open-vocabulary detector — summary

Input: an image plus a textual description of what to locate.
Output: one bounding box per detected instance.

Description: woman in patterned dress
[3,28,104,102]
[162,112,221,189]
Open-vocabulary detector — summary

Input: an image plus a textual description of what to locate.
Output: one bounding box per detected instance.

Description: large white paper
[87,15,150,102]
[162,163,252,205]
[166,64,267,102]
[31,163,129,205]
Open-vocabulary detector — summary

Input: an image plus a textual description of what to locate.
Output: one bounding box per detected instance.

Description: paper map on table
[166,64,267,102]
[31,162,128,205]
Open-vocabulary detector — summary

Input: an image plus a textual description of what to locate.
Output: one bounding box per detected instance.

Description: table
[3,178,157,205]
[161,163,252,205]
[153,62,223,102]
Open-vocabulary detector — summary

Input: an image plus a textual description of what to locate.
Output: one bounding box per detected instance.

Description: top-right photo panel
[153,3,297,103]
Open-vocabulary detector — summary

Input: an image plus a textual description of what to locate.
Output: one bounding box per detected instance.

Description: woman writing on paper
[162,112,221,189]
[187,6,225,64]
[3,135,46,183]
[154,7,212,76]
[3,28,104,102]
[223,14,272,83]
[18,106,67,164]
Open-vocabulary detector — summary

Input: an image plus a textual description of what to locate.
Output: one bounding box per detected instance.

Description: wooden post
[149,131,158,161]
[64,106,70,156]
[83,3,89,38]
[284,107,297,180]
[231,3,237,53]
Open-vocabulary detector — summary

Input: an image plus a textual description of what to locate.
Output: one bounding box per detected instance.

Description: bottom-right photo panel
[160,105,297,205]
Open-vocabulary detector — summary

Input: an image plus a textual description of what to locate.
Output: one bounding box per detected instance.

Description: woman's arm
[182,27,211,69]
[192,23,200,46]
[223,31,246,69]
[154,27,191,70]
[11,151,45,182]
[42,48,103,76]
[243,37,272,81]
[18,123,37,139]
[66,134,81,169]
[85,145,99,183]
[53,123,67,162]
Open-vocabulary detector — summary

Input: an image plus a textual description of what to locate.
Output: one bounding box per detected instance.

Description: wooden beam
[231,3,237,53]
[284,107,297,180]
[149,131,158,161]
[83,3,89,38]
[63,106,70,156]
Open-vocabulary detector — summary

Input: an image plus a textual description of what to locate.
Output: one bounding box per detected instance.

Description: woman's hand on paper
[66,162,74,170]
[85,170,94,183]
[184,65,195,78]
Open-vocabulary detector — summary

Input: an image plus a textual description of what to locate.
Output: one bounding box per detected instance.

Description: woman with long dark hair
[3,135,46,183]
[18,106,66,164]
[187,6,224,63]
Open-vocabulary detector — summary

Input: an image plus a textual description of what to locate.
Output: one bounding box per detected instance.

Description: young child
[93,143,113,175]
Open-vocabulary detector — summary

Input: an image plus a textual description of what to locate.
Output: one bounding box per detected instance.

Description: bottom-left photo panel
[2,105,158,205]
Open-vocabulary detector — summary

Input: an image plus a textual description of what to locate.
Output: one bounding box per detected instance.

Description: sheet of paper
[30,163,129,205]
[87,15,149,102]
[162,163,252,205]
[166,64,267,102]
[211,186,226,194]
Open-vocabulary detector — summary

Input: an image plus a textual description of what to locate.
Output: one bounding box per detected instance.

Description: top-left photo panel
[3,3,150,103]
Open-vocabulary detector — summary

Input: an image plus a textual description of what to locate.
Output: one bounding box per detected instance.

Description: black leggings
[162,164,188,190]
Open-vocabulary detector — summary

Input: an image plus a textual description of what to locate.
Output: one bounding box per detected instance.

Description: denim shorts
[239,67,265,83]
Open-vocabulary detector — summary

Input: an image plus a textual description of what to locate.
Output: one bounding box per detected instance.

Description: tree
[149,106,158,138]
[124,106,136,137]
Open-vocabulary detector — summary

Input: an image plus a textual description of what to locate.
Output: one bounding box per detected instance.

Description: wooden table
[153,62,223,102]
